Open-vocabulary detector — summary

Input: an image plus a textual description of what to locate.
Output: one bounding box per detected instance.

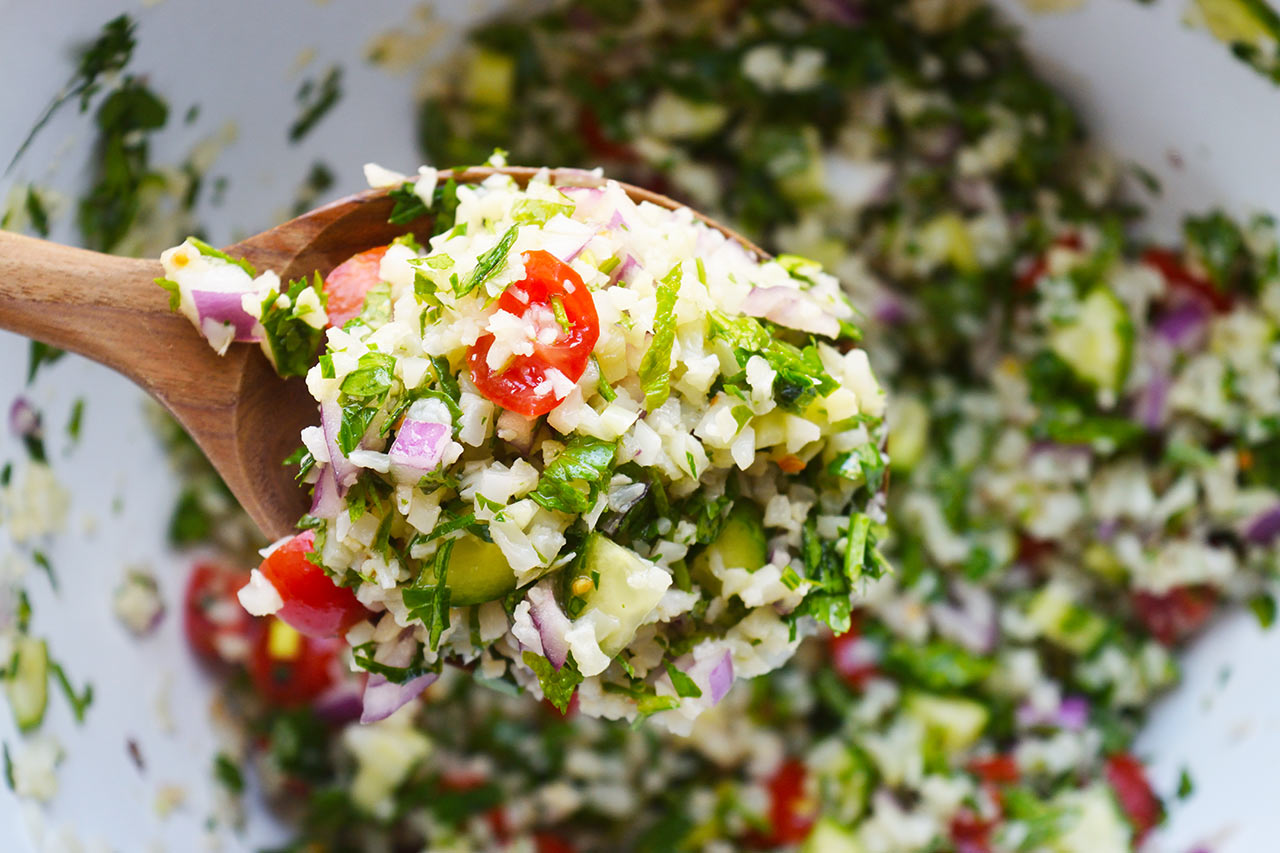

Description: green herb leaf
[664,662,703,699]
[522,650,582,713]
[404,539,454,650]
[340,351,397,398]
[26,340,65,385]
[289,66,343,143]
[529,435,618,514]
[259,273,327,377]
[457,225,519,298]
[639,264,683,411]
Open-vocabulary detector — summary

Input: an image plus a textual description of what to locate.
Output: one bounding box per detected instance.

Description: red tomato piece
[950,808,995,853]
[247,616,341,707]
[323,244,391,327]
[533,834,576,853]
[467,250,601,417]
[1105,753,1163,842]
[1141,247,1232,312]
[576,105,639,164]
[184,562,257,665]
[829,624,878,691]
[256,530,370,638]
[1132,585,1216,646]
[969,754,1020,786]
[761,758,818,846]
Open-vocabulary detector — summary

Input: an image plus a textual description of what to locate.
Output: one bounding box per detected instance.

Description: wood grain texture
[0,167,764,540]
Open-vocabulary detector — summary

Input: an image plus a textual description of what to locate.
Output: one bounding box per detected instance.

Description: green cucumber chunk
[690,502,767,594]
[580,533,671,657]
[904,691,989,756]
[420,533,516,606]
[1048,287,1133,393]
[1026,583,1108,656]
[6,635,49,732]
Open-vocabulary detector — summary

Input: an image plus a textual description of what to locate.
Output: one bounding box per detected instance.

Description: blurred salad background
[6,0,1280,851]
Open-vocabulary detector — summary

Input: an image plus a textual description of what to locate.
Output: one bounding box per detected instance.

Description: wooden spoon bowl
[0,167,763,540]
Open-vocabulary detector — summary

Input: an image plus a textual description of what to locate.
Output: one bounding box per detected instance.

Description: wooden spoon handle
[0,231,195,385]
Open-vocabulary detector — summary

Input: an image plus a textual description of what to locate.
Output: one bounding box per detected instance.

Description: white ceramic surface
[1,1,1278,850]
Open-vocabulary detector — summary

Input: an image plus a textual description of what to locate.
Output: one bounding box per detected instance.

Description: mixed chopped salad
[4,1,1280,851]
[160,164,890,728]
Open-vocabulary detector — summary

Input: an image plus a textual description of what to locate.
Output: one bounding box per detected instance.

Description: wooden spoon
[0,166,763,540]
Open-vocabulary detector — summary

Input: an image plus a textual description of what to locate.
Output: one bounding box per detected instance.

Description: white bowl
[1,1,1277,850]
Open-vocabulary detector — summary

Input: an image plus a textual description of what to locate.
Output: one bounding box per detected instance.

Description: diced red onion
[314,679,365,725]
[190,290,263,343]
[1096,519,1119,541]
[1154,300,1210,351]
[360,671,437,724]
[675,649,735,706]
[310,464,344,518]
[320,400,358,492]
[388,419,451,475]
[360,630,437,724]
[742,287,840,338]
[1243,504,1280,544]
[1134,370,1171,431]
[1017,695,1089,731]
[872,290,910,325]
[705,652,734,704]
[8,396,39,438]
[527,582,572,670]
[952,177,1000,211]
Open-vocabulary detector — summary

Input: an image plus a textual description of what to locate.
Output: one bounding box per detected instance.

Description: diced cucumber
[689,503,767,595]
[6,635,49,732]
[1048,287,1133,393]
[904,691,989,756]
[887,395,930,473]
[1026,583,1108,656]
[802,819,866,853]
[418,533,516,606]
[579,533,671,657]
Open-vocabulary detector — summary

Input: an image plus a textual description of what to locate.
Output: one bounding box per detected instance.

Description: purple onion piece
[190,290,262,343]
[1056,695,1090,731]
[314,681,365,725]
[9,397,40,438]
[360,672,438,724]
[1243,504,1280,544]
[388,419,451,474]
[706,652,734,705]
[527,583,572,670]
[310,464,344,518]
[320,400,357,493]
[1134,370,1171,431]
[1154,300,1210,351]
[742,287,840,338]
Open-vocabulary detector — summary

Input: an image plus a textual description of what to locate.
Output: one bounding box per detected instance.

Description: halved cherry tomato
[184,562,257,665]
[257,530,370,638]
[1105,753,1162,842]
[323,244,391,327]
[467,250,600,418]
[950,808,995,853]
[759,758,817,846]
[829,622,877,691]
[1132,585,1216,646]
[1141,247,1232,312]
[247,616,341,707]
[969,754,1020,786]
